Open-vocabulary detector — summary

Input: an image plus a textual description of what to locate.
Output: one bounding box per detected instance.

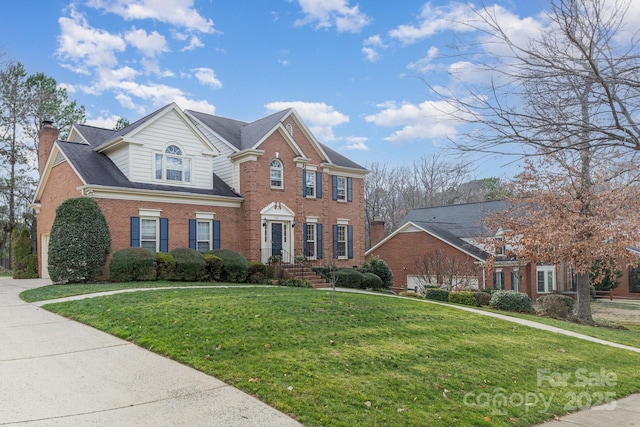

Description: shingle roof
[187,108,366,170]
[401,200,508,260]
[56,138,241,199]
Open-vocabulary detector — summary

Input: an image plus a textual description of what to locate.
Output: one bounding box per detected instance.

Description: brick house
[33,103,367,279]
[366,200,640,300]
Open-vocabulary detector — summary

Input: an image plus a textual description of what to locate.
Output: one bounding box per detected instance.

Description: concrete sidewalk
[0,278,302,426]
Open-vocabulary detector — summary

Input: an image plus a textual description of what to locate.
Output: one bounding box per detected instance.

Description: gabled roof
[187,108,366,171]
[367,200,508,261]
[47,139,240,198]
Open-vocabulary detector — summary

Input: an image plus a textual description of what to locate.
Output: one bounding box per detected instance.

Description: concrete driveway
[0,278,302,426]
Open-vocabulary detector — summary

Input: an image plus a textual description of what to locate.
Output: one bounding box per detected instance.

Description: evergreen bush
[247,261,267,283]
[48,197,111,283]
[362,272,383,289]
[490,290,534,313]
[448,291,478,306]
[169,247,206,282]
[425,288,450,302]
[156,252,176,280]
[203,254,223,281]
[207,249,248,283]
[331,268,364,289]
[363,256,393,288]
[109,247,156,282]
[11,229,38,279]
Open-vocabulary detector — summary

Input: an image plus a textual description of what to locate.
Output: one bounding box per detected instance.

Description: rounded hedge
[362,272,383,289]
[363,256,393,288]
[536,293,575,319]
[331,268,364,289]
[203,254,224,281]
[169,247,206,282]
[109,247,156,282]
[207,249,248,283]
[425,288,450,302]
[247,261,267,283]
[48,197,111,283]
[156,252,176,280]
[489,290,534,313]
[448,291,477,306]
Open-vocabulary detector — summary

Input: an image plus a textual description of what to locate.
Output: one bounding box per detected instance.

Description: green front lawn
[42,287,640,427]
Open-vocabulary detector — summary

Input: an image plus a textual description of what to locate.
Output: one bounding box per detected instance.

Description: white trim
[77,185,243,208]
[196,212,215,220]
[139,208,162,217]
[337,218,350,225]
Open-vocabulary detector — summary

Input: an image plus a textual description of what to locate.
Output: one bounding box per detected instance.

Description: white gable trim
[67,125,90,145]
[96,103,219,156]
[76,184,243,208]
[286,109,331,162]
[365,220,486,262]
[184,110,240,155]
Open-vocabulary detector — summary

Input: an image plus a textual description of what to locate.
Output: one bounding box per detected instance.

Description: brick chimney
[38,120,59,176]
[370,217,385,247]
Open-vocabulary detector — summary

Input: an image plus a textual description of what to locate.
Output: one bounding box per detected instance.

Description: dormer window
[155,144,191,183]
[270,159,283,189]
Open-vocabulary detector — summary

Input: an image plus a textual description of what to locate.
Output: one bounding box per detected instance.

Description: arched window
[270,159,283,189]
[155,144,191,183]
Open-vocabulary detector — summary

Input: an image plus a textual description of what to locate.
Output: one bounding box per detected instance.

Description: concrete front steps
[281,264,330,288]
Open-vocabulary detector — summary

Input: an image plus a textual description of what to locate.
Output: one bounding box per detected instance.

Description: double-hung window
[197,220,212,252]
[537,265,556,293]
[336,225,346,258]
[336,177,346,201]
[305,223,316,258]
[305,170,316,197]
[141,218,158,251]
[270,159,283,189]
[155,145,191,183]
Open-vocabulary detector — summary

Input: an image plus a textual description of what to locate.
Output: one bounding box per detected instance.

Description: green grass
[19,280,252,303]
[42,287,640,427]
[470,305,640,349]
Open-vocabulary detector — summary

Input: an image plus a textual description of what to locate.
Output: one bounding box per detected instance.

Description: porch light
[262,218,267,227]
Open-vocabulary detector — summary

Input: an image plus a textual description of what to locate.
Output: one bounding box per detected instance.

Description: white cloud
[265,101,349,141]
[85,113,123,129]
[57,7,126,68]
[407,46,439,72]
[343,136,369,150]
[192,67,223,89]
[388,2,475,45]
[181,35,204,51]
[365,100,462,144]
[292,0,371,33]
[124,28,168,57]
[362,34,386,62]
[86,0,215,33]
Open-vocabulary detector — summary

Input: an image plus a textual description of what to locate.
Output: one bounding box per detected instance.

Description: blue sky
[2,0,563,177]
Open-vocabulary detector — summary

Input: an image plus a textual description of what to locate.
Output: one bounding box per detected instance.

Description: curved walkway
[4,278,640,426]
[0,278,302,426]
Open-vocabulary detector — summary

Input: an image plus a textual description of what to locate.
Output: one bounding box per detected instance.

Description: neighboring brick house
[366,200,640,300]
[33,103,367,279]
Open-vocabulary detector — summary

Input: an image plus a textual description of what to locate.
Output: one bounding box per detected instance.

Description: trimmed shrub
[448,291,478,306]
[109,247,156,282]
[156,252,176,280]
[475,291,492,306]
[399,291,423,298]
[11,229,38,279]
[425,288,450,302]
[482,288,501,295]
[362,272,383,289]
[278,278,313,288]
[247,261,267,284]
[207,249,248,283]
[169,247,206,282]
[203,254,223,281]
[363,256,393,288]
[331,268,364,289]
[48,197,111,283]
[490,290,534,313]
[537,294,575,319]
